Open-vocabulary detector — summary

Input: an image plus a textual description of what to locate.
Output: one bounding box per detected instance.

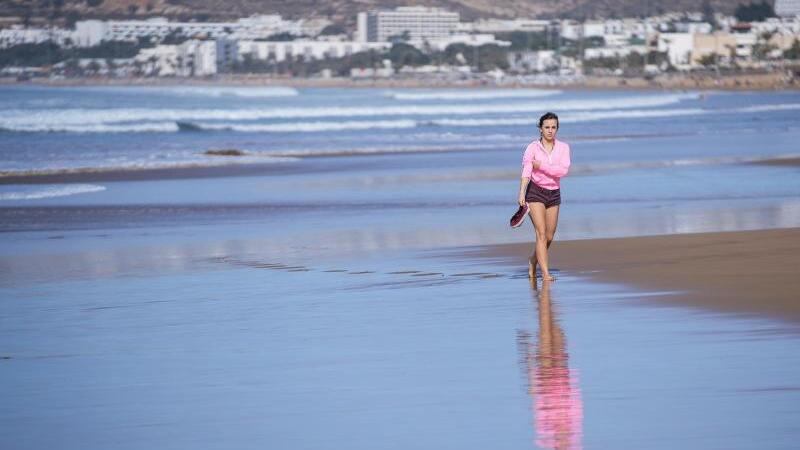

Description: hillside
[1,0,766,27]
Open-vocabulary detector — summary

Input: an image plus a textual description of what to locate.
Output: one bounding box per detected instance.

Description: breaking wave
[0,94,697,131]
[385,89,561,101]
[4,97,798,135]
[431,108,707,127]
[0,184,106,200]
[163,86,299,98]
[0,155,298,178]
[180,119,418,133]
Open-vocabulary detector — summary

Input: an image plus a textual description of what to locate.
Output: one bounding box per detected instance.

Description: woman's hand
[518,193,526,206]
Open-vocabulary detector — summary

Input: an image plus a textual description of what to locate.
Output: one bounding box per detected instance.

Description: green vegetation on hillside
[0,39,151,68]
[734,1,775,22]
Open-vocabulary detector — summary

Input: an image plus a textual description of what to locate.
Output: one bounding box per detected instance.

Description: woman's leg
[542,205,560,279]
[527,202,554,280]
[527,202,539,277]
[545,205,560,248]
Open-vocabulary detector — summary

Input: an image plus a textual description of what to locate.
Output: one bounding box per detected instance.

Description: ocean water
[1,85,799,449]
[1,85,799,176]
[2,85,799,245]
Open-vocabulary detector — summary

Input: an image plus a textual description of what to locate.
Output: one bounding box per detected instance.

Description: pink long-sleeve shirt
[521,139,571,190]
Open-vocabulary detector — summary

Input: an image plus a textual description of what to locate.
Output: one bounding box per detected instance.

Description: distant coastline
[2,71,798,91]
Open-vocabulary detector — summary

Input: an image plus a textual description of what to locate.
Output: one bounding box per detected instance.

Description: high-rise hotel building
[775,0,800,17]
[357,7,459,42]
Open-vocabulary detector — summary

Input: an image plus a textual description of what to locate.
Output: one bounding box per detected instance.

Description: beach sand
[476,228,800,323]
[753,156,800,167]
[5,71,798,91]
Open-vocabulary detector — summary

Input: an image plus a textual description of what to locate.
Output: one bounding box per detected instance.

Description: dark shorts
[525,182,561,208]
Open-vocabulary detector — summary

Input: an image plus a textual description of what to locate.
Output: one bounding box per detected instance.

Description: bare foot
[528,257,537,278]
[542,273,555,281]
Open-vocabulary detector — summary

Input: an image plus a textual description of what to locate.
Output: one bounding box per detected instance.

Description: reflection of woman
[520,279,582,450]
[517,113,571,281]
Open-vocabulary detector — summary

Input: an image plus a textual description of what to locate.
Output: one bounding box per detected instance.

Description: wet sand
[0,161,298,184]
[477,228,800,323]
[753,156,800,167]
[6,72,799,91]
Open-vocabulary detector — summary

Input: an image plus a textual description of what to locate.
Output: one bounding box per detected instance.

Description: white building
[559,19,627,40]
[657,32,694,68]
[177,40,218,76]
[732,32,758,59]
[73,15,329,48]
[584,45,647,59]
[414,34,509,51]
[356,13,368,43]
[0,26,74,48]
[559,21,582,40]
[350,60,394,78]
[458,19,550,34]
[237,40,391,62]
[75,18,232,47]
[582,21,606,38]
[674,22,714,34]
[775,0,800,17]
[508,50,559,72]
[135,44,179,76]
[750,17,800,35]
[130,38,235,76]
[357,7,459,43]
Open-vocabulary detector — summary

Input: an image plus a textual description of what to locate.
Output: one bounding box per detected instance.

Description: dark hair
[538,112,559,129]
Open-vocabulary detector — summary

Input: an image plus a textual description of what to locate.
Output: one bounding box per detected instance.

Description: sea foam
[385,89,561,101]
[0,184,106,200]
[0,155,298,178]
[0,94,697,131]
[190,119,418,133]
[164,86,299,98]
[5,96,796,135]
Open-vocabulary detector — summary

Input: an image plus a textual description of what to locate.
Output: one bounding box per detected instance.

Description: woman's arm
[518,177,530,206]
[519,145,537,205]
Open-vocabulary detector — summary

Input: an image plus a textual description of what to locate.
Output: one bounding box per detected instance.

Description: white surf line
[0,184,106,200]
[385,88,562,100]
[0,94,696,127]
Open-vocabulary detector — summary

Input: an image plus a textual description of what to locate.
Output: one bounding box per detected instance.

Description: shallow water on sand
[2,240,800,450]
[2,87,800,449]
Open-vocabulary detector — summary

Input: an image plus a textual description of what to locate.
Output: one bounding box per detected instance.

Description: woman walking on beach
[515,112,571,281]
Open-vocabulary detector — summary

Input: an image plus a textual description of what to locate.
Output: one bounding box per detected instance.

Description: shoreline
[2,71,798,91]
[470,228,800,324]
[753,156,800,167]
[3,153,798,185]
[0,161,302,185]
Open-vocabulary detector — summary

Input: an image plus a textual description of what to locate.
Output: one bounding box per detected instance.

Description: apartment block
[357,7,459,43]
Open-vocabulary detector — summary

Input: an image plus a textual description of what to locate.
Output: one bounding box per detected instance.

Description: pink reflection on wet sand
[520,279,583,450]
